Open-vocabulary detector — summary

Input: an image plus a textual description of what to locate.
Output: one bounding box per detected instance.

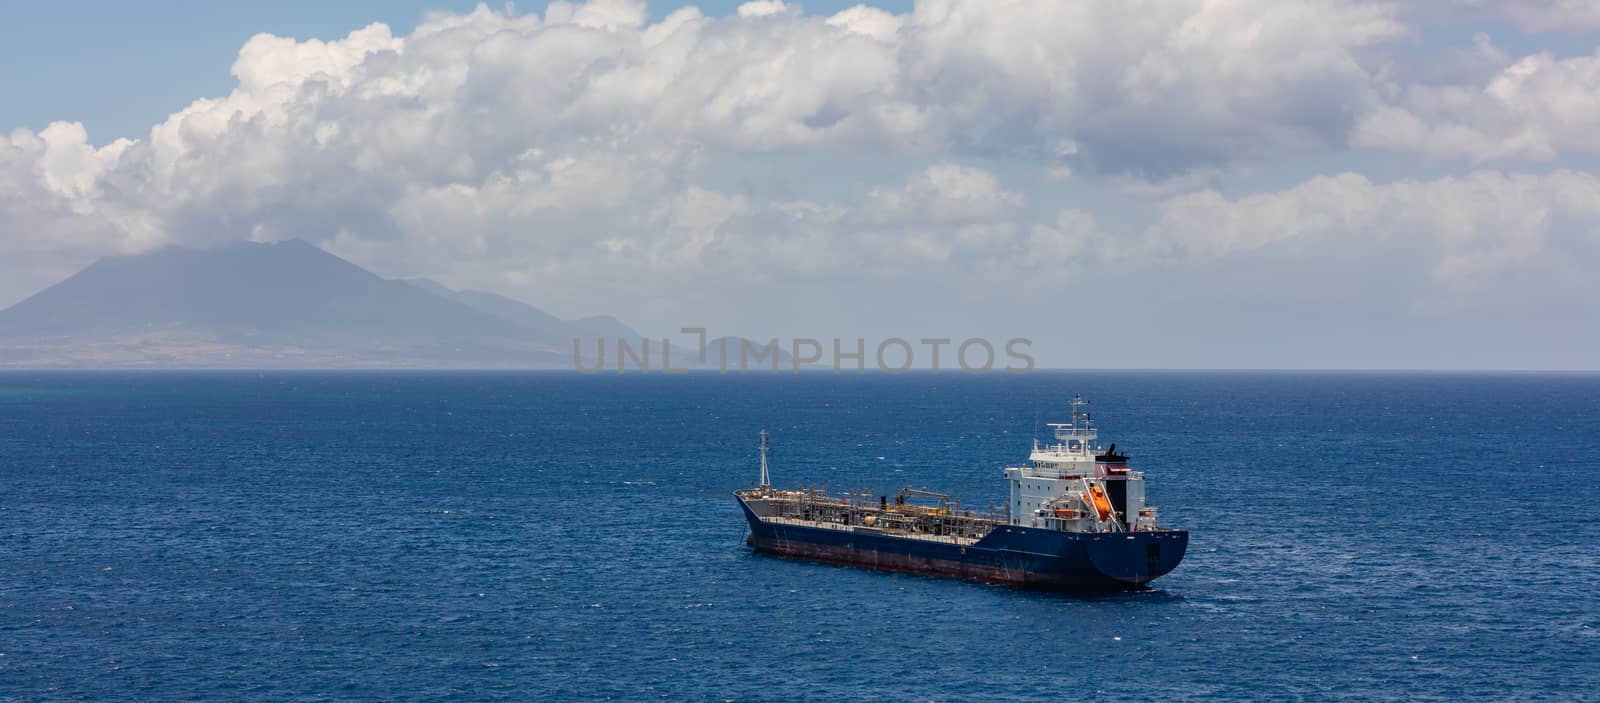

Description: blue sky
[1,0,1598,369]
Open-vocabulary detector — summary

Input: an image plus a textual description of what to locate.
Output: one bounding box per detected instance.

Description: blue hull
[739,497,1187,590]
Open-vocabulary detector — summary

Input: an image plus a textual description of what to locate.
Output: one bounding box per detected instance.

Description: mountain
[566,315,645,345]
[400,279,645,348]
[0,239,791,370]
[703,335,796,371]
[0,240,569,368]
[395,281,793,371]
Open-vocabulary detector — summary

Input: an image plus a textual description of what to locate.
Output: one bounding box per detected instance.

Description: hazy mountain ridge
[399,278,644,347]
[0,241,577,368]
[704,335,796,370]
[0,240,792,370]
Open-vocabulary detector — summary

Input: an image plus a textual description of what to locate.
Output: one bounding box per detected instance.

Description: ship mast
[1046,394,1097,455]
[758,429,771,489]
[1070,394,1093,437]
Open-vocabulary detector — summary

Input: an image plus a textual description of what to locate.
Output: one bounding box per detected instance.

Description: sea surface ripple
[1,371,1596,701]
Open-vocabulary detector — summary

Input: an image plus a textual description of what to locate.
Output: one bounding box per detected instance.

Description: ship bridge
[1003,395,1153,532]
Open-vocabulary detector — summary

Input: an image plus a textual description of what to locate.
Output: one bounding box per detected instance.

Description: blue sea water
[1,371,1597,701]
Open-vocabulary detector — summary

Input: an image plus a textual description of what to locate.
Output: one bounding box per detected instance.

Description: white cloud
[1357,48,1600,160]
[2,0,1598,346]
[870,164,1023,222]
[1,0,1401,208]
[1024,209,1100,262]
[232,23,403,93]
[1141,170,1600,283]
[1402,0,1600,32]
[548,0,651,30]
[826,5,903,41]
[737,1,790,19]
[651,186,749,266]
[902,0,1402,176]
[0,0,1402,302]
[0,123,150,257]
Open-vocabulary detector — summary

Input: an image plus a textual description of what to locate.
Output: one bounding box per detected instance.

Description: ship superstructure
[735,396,1187,589]
[1008,395,1158,533]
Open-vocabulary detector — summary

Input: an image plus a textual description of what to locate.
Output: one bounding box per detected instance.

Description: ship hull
[739,497,1187,590]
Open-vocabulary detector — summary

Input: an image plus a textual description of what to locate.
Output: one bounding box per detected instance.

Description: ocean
[1,371,1596,701]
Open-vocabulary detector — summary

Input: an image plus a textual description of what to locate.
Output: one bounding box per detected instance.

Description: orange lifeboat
[1084,485,1113,521]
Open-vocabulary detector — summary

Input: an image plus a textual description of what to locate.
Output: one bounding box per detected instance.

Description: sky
[2,0,1599,370]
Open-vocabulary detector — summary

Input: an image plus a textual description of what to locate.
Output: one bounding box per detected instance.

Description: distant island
[0,239,784,369]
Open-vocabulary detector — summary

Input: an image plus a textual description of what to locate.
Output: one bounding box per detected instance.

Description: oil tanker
[735,396,1188,590]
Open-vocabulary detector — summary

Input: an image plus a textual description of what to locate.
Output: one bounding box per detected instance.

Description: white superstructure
[1004,395,1159,532]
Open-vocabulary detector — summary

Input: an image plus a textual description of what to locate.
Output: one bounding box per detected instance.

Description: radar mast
[1045,394,1097,454]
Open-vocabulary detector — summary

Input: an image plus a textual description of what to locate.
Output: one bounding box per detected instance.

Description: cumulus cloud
[621,164,1026,277]
[0,124,149,257]
[1,0,1597,339]
[650,186,750,266]
[1140,170,1600,284]
[1403,0,1600,32]
[0,0,1412,305]
[855,164,1027,265]
[1024,209,1101,263]
[1358,46,1600,161]
[736,0,791,18]
[870,164,1023,222]
[903,0,1401,176]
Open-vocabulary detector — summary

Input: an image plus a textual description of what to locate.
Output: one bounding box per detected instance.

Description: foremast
[758,429,771,490]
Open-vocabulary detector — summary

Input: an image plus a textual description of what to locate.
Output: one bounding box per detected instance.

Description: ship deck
[761,515,985,546]
[738,488,1002,545]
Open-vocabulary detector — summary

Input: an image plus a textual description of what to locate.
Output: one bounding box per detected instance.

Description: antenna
[758,429,771,489]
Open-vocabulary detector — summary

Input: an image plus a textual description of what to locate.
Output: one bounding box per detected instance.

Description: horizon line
[1,367,1596,375]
